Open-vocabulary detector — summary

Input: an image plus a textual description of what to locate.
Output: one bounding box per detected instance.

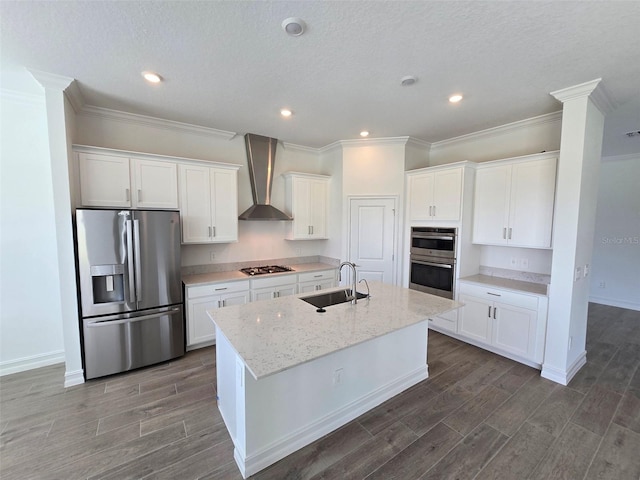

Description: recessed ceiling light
[360,131,369,137]
[401,76,417,86]
[449,94,463,103]
[280,108,293,117]
[142,71,162,84]
[282,17,306,36]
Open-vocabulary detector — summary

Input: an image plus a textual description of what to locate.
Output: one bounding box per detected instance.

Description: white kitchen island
[208,281,459,478]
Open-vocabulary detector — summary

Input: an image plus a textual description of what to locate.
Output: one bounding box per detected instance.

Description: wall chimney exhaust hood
[238,133,292,221]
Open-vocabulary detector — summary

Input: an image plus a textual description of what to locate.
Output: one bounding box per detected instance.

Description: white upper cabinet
[472,153,557,248]
[408,166,463,222]
[283,172,330,240]
[77,150,178,209]
[179,164,239,244]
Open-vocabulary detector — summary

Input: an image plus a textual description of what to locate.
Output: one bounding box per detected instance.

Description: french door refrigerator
[74,209,184,380]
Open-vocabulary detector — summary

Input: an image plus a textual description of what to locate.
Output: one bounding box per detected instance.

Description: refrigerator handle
[125,219,136,303]
[133,219,143,302]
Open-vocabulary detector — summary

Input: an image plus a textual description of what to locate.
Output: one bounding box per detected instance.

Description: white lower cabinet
[297,269,337,293]
[250,275,297,302]
[428,308,458,333]
[457,282,547,366]
[185,280,250,349]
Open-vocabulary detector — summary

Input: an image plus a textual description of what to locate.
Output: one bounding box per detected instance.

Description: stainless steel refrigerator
[74,209,184,380]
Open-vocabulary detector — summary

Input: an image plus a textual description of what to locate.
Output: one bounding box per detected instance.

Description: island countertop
[208,281,460,380]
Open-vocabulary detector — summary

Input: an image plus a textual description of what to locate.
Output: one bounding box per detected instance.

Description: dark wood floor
[1,302,639,479]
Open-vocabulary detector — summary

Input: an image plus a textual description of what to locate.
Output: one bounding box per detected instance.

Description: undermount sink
[300,289,369,308]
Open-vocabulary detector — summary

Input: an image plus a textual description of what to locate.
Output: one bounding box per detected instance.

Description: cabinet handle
[503,227,507,239]
[508,227,512,240]
[221,299,226,307]
[433,205,436,217]
[493,307,497,319]
[212,226,216,237]
[217,300,222,308]
[314,274,322,278]
[138,189,142,202]
[488,306,492,318]
[487,292,501,297]
[208,226,212,237]
[125,188,130,202]
[214,287,227,291]
[429,205,433,216]
[311,225,314,234]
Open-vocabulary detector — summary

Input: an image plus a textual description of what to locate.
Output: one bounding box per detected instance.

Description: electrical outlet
[210,251,216,261]
[510,257,517,267]
[296,247,303,256]
[599,281,606,289]
[333,368,343,386]
[574,266,582,281]
[521,258,529,269]
[583,264,589,277]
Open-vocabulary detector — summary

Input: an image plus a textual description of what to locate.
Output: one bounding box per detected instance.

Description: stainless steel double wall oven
[409,226,457,299]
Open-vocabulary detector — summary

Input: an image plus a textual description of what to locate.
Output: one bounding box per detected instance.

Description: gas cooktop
[240,265,294,276]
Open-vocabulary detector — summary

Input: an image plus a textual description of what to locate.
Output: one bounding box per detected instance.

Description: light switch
[574,266,582,281]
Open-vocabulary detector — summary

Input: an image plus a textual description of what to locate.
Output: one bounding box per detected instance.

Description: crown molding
[28,69,74,91]
[601,152,640,163]
[550,78,601,103]
[431,111,562,151]
[280,141,319,154]
[64,81,85,113]
[0,88,45,106]
[338,136,412,148]
[590,83,618,115]
[79,105,237,140]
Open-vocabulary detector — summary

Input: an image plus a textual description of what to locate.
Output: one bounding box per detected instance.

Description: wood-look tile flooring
[1,302,639,479]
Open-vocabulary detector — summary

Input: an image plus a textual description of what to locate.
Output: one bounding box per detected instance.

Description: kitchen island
[208,281,459,478]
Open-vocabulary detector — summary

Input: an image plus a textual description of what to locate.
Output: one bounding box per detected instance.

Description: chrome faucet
[338,261,358,304]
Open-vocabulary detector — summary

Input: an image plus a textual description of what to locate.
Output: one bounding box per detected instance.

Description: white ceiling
[1,1,639,152]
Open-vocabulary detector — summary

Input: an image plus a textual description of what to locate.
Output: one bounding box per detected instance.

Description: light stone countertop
[182,262,336,287]
[459,274,548,296]
[208,281,460,380]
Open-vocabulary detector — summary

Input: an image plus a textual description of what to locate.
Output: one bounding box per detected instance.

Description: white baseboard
[541,351,587,386]
[238,366,428,479]
[589,295,640,312]
[64,369,85,387]
[0,350,65,377]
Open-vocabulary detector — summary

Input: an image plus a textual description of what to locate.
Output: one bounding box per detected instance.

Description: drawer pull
[488,306,492,318]
[215,287,228,291]
[493,307,497,319]
[487,292,501,297]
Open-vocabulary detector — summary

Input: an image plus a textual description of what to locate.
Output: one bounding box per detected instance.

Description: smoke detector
[282,17,306,36]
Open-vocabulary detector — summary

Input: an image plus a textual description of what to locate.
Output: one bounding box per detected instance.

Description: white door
[348,197,396,285]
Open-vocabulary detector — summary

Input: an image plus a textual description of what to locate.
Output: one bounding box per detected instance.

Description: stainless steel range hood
[238,133,292,221]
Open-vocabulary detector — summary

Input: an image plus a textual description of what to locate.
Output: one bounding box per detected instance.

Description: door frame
[346,195,400,286]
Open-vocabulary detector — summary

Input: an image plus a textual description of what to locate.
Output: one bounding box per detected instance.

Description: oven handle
[412,259,453,269]
[412,234,455,241]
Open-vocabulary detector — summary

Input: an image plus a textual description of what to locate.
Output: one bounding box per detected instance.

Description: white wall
[75,111,330,266]
[589,153,640,310]
[0,89,65,374]
[429,112,562,165]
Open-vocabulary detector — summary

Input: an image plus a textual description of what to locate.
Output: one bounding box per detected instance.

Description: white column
[29,70,84,387]
[542,79,613,385]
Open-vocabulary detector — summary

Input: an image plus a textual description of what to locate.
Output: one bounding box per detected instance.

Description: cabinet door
[220,290,250,307]
[298,282,318,294]
[132,159,178,209]
[433,168,462,221]
[408,173,434,221]
[508,157,557,248]
[275,284,297,298]
[251,286,276,302]
[317,278,335,291]
[79,153,131,207]
[179,164,213,243]
[458,294,493,343]
[210,168,238,242]
[292,177,312,238]
[309,179,328,238]
[473,165,511,245]
[187,295,218,346]
[492,301,537,359]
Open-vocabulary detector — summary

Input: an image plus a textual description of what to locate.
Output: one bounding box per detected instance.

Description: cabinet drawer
[428,309,458,333]
[250,274,297,289]
[187,280,250,299]
[458,282,539,310]
[297,269,336,283]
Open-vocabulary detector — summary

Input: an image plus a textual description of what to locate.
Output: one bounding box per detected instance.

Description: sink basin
[300,289,368,308]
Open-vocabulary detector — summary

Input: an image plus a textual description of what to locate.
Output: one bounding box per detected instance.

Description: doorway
[348,196,397,285]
